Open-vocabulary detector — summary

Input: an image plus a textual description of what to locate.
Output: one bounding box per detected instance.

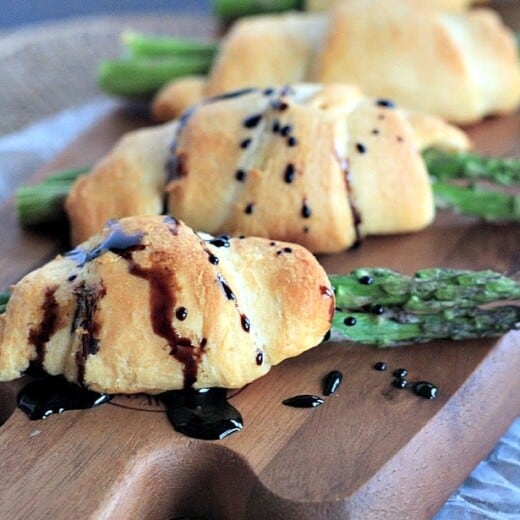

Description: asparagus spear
[214,0,304,19]
[330,268,520,347]
[98,54,214,98]
[0,292,9,315]
[2,269,518,347]
[97,31,217,98]
[16,166,90,227]
[424,148,520,186]
[432,181,520,222]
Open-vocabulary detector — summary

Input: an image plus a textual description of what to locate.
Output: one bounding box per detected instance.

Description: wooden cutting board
[0,102,518,520]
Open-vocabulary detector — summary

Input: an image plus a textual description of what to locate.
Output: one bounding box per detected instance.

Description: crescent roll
[66,84,469,253]
[305,0,482,13]
[0,216,334,393]
[152,0,520,124]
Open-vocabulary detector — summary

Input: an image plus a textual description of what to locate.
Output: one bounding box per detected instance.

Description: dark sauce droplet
[255,351,263,366]
[205,249,219,265]
[287,136,298,147]
[17,376,111,420]
[343,316,357,326]
[217,274,236,301]
[376,99,395,109]
[413,381,438,399]
[392,378,408,389]
[240,138,252,149]
[356,143,367,154]
[393,368,408,378]
[272,120,280,133]
[372,304,385,315]
[208,235,231,248]
[271,99,288,111]
[358,275,374,285]
[301,201,312,219]
[176,307,188,321]
[244,202,255,215]
[374,361,387,371]
[280,125,292,137]
[282,395,324,408]
[240,314,250,332]
[284,163,296,183]
[243,113,262,128]
[323,370,343,396]
[159,387,243,440]
[235,169,247,182]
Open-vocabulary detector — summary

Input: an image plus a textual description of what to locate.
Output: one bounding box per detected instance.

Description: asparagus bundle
[1,268,518,347]
[330,268,520,346]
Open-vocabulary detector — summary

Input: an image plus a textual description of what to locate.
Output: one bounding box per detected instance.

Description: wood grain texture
[0,5,519,518]
[0,102,518,520]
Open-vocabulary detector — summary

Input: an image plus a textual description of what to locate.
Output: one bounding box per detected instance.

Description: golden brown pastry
[152,0,519,124]
[305,0,482,13]
[0,216,334,393]
[67,84,469,253]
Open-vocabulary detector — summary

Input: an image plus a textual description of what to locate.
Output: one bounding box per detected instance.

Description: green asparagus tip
[0,291,10,315]
[97,54,213,97]
[423,148,520,186]
[214,0,305,19]
[16,166,89,227]
[121,31,218,58]
[432,181,520,223]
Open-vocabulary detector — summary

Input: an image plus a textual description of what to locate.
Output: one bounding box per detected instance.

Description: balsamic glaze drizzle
[323,371,343,396]
[159,387,243,440]
[17,376,111,420]
[73,283,106,385]
[65,225,144,267]
[413,381,438,399]
[282,395,324,408]
[28,286,59,371]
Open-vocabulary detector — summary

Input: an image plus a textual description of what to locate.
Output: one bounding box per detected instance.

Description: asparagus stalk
[97,31,217,97]
[330,268,519,347]
[0,292,10,314]
[432,181,520,222]
[2,269,518,347]
[214,0,304,19]
[98,54,214,98]
[121,31,218,58]
[16,166,89,227]
[424,148,520,186]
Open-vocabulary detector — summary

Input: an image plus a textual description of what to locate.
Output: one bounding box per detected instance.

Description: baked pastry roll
[0,216,333,393]
[67,84,469,253]
[152,0,519,124]
[305,0,481,13]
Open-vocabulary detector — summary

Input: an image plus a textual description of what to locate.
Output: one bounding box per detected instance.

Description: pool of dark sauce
[17,376,111,420]
[159,388,243,440]
[17,221,245,440]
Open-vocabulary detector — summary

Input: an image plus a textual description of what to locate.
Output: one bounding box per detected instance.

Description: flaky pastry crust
[152,0,519,124]
[67,84,469,252]
[0,216,333,393]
